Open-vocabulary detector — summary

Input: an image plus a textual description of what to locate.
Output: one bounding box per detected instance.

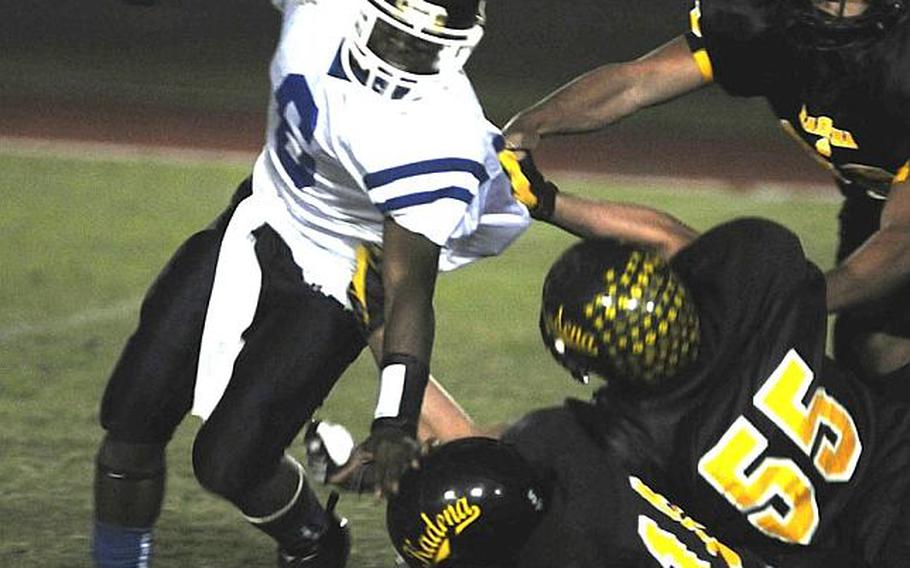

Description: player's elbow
[659,225,698,259]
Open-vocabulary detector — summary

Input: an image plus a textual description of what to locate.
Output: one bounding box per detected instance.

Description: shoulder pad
[699,0,779,42]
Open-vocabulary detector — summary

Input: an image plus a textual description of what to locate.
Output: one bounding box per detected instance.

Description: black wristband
[517,153,559,221]
[373,353,429,436]
[533,181,559,222]
[370,416,415,439]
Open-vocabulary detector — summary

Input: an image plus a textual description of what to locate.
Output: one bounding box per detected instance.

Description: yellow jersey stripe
[896,161,910,183]
[692,49,714,82]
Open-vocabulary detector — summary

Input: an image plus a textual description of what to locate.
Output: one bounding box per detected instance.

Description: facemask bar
[790,0,908,50]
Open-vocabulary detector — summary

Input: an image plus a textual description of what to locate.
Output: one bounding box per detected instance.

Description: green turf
[0,150,840,566]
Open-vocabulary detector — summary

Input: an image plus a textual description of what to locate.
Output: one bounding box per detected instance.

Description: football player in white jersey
[91,0,527,566]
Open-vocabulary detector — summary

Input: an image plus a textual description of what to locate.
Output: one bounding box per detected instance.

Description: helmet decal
[543,305,600,358]
[388,438,546,567]
[399,496,483,566]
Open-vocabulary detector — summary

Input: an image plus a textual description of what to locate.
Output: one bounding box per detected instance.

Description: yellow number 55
[698,349,862,545]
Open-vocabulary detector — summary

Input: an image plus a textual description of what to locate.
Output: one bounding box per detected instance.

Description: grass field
[0,148,840,567]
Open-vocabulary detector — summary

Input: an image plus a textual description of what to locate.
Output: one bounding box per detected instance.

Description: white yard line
[547,169,837,201]
[0,136,257,167]
[0,298,140,344]
[0,135,836,198]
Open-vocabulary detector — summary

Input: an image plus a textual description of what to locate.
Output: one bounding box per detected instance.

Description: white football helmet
[342,0,485,99]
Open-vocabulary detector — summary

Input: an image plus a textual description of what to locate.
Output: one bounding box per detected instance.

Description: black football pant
[98,177,365,510]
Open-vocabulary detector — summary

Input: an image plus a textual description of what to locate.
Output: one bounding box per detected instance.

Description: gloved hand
[304,420,377,493]
[361,418,421,496]
[498,149,559,221]
[346,243,385,338]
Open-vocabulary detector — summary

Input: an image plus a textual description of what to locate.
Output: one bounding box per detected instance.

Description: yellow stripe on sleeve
[896,161,910,184]
[689,1,703,37]
[692,49,714,82]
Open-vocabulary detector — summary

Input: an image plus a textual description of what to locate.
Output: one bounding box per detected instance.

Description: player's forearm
[503,36,707,149]
[504,63,642,148]
[549,192,698,258]
[375,220,440,431]
[372,286,435,432]
[417,376,480,442]
[826,224,910,312]
[367,328,488,443]
[380,220,439,362]
[367,290,435,365]
[382,292,435,363]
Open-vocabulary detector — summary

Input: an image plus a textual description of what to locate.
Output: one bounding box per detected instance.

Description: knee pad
[95,435,167,527]
[96,435,166,480]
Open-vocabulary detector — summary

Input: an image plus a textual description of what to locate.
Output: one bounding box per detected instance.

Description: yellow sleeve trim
[692,49,714,83]
[689,1,703,37]
[896,161,910,183]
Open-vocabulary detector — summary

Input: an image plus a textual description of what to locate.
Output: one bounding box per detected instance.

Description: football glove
[362,417,421,496]
[346,243,385,339]
[303,420,378,494]
[498,149,559,221]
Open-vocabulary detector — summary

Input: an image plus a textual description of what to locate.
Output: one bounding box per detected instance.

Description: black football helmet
[387,437,546,567]
[782,0,908,50]
[539,239,700,388]
[344,0,485,98]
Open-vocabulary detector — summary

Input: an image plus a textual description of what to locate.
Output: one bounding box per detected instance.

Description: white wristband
[374,363,407,420]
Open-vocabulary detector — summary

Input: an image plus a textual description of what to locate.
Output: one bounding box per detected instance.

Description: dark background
[1,0,694,113]
[0,0,826,183]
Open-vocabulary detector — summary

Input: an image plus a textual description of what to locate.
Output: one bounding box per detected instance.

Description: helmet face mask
[344,0,485,99]
[387,438,546,567]
[539,240,700,391]
[784,0,908,51]
[814,0,864,18]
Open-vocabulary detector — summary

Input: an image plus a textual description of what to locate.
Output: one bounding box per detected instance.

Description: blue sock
[92,521,153,568]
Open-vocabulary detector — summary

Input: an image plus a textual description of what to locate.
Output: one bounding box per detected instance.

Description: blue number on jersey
[275,74,319,188]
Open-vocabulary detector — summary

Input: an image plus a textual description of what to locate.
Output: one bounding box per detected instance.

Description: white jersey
[252,0,530,307]
[192,0,527,419]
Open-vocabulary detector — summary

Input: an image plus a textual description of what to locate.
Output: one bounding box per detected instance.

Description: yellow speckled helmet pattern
[539,239,700,388]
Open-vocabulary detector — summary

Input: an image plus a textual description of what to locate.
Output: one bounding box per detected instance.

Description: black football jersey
[587,219,910,566]
[685,0,910,199]
[503,406,774,568]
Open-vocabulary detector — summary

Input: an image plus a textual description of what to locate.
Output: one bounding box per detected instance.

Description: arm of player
[550,192,698,259]
[826,180,910,312]
[365,218,440,495]
[499,149,697,258]
[502,35,709,150]
[349,242,501,447]
[365,328,487,442]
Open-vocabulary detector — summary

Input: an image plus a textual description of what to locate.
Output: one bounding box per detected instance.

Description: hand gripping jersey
[685,0,910,200]
[589,219,910,566]
[252,0,529,307]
